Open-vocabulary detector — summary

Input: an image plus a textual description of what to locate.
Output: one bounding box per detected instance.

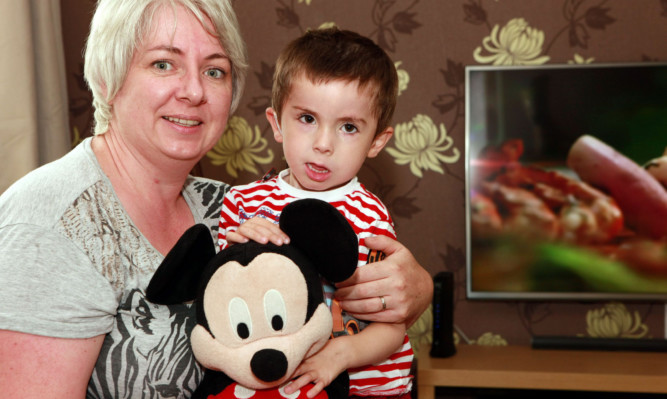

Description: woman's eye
[206,68,225,79]
[342,123,358,134]
[153,61,172,71]
[299,114,316,124]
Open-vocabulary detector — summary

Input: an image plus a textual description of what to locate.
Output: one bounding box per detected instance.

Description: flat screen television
[465,62,667,301]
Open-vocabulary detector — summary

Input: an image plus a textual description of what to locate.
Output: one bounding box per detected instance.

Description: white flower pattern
[207,116,274,178]
[386,114,460,178]
[394,61,409,96]
[585,302,648,338]
[473,18,550,65]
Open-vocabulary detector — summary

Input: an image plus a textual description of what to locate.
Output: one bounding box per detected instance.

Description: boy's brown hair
[271,27,398,135]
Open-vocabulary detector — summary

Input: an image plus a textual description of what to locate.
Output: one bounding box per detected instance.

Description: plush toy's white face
[190,252,333,389]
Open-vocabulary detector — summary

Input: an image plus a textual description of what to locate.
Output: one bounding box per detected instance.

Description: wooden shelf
[417,343,667,399]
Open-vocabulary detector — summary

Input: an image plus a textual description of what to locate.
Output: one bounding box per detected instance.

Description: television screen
[465,63,667,300]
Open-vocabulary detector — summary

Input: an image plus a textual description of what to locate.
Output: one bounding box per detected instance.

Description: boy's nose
[312,129,334,153]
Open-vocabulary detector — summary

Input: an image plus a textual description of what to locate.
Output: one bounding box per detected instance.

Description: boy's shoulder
[353,181,384,203]
[348,181,392,217]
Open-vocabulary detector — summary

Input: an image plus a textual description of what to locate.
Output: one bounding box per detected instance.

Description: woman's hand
[225,217,290,245]
[334,235,433,327]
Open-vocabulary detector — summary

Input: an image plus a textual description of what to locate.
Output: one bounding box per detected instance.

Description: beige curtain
[0,0,70,193]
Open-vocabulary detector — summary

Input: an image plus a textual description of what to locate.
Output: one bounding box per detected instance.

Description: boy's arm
[328,321,407,369]
[284,322,407,398]
[218,191,241,249]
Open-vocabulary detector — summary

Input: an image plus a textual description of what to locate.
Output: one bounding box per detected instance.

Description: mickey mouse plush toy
[147,199,358,399]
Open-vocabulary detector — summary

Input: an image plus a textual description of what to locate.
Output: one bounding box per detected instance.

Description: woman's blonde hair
[84,0,248,135]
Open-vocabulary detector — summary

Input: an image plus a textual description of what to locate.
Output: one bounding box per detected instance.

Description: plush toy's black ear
[279,199,358,283]
[146,224,216,304]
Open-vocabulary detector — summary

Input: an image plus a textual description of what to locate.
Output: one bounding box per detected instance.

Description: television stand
[531,335,667,352]
[417,343,667,399]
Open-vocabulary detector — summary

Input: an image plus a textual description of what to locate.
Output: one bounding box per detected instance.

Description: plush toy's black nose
[250,349,288,382]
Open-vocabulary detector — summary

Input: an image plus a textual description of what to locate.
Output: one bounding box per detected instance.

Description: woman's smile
[163,116,203,127]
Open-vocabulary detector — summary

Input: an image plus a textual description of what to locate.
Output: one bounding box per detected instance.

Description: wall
[61,0,667,347]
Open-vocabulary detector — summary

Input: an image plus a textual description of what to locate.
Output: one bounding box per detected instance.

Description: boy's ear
[367,126,393,158]
[265,107,284,143]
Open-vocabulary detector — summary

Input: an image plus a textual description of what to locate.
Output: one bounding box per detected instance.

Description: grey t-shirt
[0,138,227,398]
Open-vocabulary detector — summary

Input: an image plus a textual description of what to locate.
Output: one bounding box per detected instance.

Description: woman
[0,1,432,398]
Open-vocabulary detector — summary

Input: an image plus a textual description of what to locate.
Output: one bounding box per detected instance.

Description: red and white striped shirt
[218,170,413,396]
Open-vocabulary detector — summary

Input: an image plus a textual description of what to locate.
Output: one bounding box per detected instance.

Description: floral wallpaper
[61,0,667,350]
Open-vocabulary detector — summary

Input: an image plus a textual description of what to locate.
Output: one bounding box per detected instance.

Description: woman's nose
[178,70,206,105]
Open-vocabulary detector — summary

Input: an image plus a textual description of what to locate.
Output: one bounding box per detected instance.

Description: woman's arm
[0,329,104,399]
[334,235,433,327]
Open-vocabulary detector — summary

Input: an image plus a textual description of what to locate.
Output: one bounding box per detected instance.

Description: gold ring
[379,295,386,311]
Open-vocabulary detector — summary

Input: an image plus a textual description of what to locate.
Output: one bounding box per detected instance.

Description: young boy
[218,28,413,398]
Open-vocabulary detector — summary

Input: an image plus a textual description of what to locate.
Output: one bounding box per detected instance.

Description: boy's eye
[205,68,225,79]
[342,123,358,134]
[299,114,315,124]
[153,61,172,71]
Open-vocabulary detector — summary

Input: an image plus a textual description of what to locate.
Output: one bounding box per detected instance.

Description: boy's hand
[229,217,290,245]
[283,340,347,398]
